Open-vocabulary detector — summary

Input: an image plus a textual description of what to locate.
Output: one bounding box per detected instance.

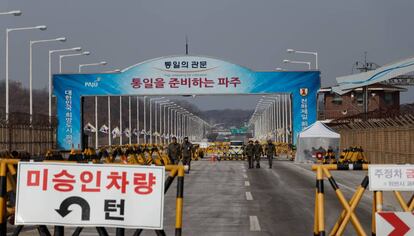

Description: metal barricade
[0,159,186,236]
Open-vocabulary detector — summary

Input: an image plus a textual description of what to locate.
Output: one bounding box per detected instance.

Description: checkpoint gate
[53,55,320,150]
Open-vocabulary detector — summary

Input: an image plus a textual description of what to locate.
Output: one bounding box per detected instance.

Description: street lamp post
[173,109,178,140]
[287,49,318,69]
[49,47,82,123]
[105,69,121,73]
[283,59,311,70]
[136,96,140,144]
[29,37,66,123]
[155,100,170,144]
[264,94,291,143]
[59,51,90,73]
[159,101,172,144]
[149,97,164,144]
[120,96,122,145]
[78,61,107,146]
[167,105,176,142]
[128,96,132,145]
[177,110,189,141]
[108,96,111,146]
[0,10,22,16]
[78,61,107,73]
[95,96,99,148]
[262,96,280,141]
[6,25,47,121]
[143,96,147,143]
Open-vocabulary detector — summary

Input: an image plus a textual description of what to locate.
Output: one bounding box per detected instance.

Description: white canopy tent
[295,121,340,163]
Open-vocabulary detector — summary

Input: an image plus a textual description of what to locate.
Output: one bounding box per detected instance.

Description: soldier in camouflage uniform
[167,137,181,164]
[264,139,277,168]
[245,140,255,169]
[181,137,193,173]
[254,140,263,168]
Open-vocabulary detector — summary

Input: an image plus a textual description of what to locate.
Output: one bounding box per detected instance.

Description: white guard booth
[295,121,340,163]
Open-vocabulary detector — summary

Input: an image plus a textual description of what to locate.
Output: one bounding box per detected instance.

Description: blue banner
[54,55,320,150]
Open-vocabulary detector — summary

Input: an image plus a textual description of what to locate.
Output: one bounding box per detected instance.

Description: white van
[229,140,244,159]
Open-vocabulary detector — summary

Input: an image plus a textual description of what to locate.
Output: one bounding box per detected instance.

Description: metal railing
[0,112,56,154]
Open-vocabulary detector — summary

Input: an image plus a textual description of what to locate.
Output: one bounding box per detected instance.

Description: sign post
[15,162,165,229]
[369,165,414,236]
[369,165,414,191]
[54,55,320,150]
[376,212,414,236]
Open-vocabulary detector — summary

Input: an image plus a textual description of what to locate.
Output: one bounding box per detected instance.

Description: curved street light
[0,10,22,16]
[59,51,90,73]
[5,25,47,121]
[283,59,311,70]
[48,47,82,121]
[79,61,107,73]
[287,48,318,69]
[29,37,66,123]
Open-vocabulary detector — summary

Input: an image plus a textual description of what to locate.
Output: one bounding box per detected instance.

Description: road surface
[11,159,388,235]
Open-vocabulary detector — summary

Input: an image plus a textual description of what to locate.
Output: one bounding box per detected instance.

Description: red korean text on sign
[201,78,214,88]
[180,78,191,88]
[143,78,153,89]
[406,169,414,179]
[131,78,142,89]
[80,170,102,192]
[169,78,180,88]
[133,172,156,195]
[27,169,48,191]
[230,77,241,87]
[218,77,241,88]
[106,171,129,193]
[52,170,76,192]
[218,77,229,87]
[191,78,202,87]
[191,78,214,88]
[154,78,165,88]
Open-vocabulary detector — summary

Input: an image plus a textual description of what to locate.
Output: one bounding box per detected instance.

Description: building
[318,83,406,120]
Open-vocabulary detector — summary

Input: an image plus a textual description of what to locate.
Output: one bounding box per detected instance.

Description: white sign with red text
[369,165,414,191]
[376,212,414,236]
[15,162,165,229]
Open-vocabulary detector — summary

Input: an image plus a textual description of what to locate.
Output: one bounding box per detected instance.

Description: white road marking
[245,181,250,186]
[246,191,253,200]
[250,215,261,231]
[269,168,281,179]
[243,174,248,178]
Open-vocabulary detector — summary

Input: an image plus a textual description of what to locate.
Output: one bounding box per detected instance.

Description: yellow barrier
[312,164,414,236]
[0,159,186,236]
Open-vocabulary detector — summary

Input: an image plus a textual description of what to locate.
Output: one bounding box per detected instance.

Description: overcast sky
[0,0,413,110]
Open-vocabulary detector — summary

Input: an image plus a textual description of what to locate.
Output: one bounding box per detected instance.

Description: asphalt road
[10,159,376,236]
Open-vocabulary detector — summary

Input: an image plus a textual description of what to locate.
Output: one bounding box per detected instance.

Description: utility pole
[185,35,189,55]
[353,52,380,115]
